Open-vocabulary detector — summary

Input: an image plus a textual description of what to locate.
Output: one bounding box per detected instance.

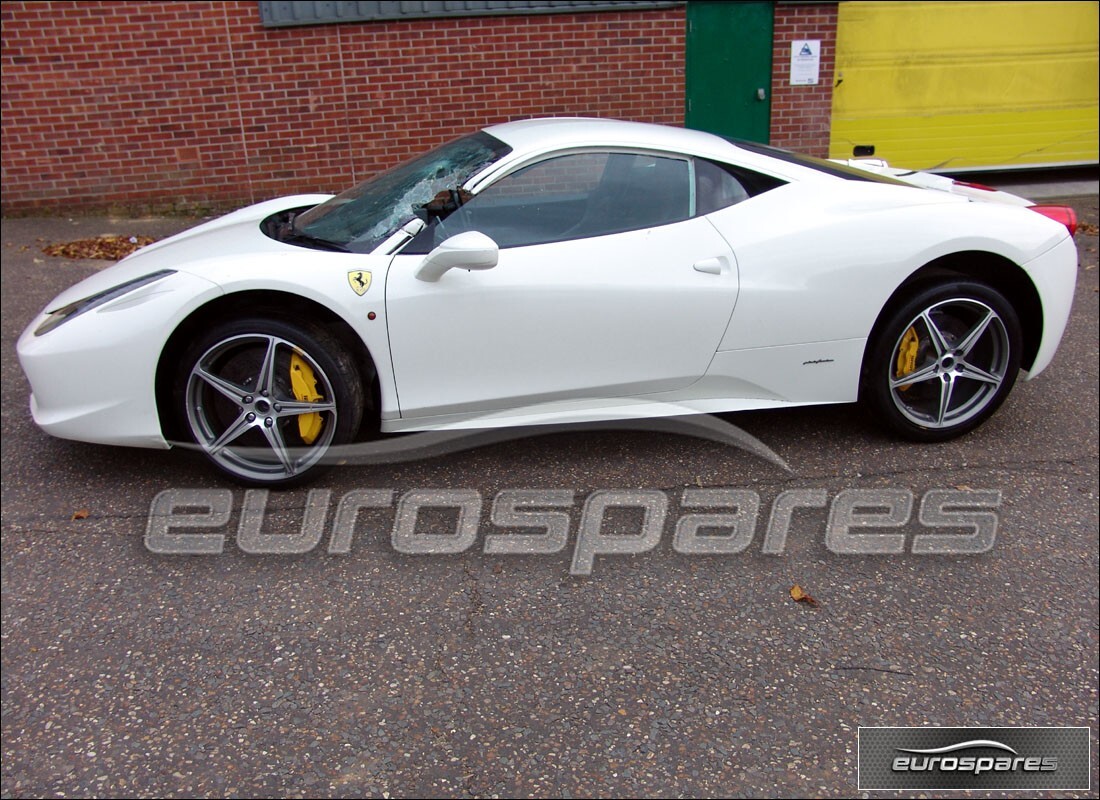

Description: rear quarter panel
[707,182,1068,351]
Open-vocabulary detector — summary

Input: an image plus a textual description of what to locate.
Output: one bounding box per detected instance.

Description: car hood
[44,194,333,310]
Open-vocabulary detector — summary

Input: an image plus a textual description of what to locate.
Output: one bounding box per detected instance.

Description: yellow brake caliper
[895,326,920,391]
[289,353,323,444]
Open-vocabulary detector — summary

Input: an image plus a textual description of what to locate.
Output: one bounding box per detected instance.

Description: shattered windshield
[293,131,511,254]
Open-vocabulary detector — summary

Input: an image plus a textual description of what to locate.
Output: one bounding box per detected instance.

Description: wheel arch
[862,250,1043,387]
[155,290,381,443]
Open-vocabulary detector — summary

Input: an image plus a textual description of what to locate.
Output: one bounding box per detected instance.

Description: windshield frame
[292,131,512,254]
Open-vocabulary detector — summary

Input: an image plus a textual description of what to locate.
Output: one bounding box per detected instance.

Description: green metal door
[686,1,774,143]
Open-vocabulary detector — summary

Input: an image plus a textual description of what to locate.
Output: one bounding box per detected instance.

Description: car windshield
[293,131,512,253]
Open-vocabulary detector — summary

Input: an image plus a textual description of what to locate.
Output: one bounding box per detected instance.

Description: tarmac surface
[961,166,1099,201]
[1,181,1097,798]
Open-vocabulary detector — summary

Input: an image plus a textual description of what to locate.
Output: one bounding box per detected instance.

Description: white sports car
[17,118,1079,485]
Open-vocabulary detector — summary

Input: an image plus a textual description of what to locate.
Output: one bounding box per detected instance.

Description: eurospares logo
[858,727,1090,790]
[893,739,1056,775]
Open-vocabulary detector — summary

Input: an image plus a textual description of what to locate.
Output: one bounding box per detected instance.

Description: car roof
[478,117,868,187]
[482,117,739,162]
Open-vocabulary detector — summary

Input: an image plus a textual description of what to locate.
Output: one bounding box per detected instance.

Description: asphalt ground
[2,193,1097,798]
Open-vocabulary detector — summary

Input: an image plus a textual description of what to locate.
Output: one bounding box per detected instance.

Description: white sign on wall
[790,39,821,86]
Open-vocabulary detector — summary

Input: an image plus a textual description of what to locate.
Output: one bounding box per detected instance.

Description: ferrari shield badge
[347,270,372,296]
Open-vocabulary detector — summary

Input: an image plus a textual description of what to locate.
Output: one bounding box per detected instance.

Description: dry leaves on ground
[790,584,819,608]
[43,235,155,261]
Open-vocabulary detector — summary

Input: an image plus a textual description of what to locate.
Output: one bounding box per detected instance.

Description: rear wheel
[865,281,1022,441]
[175,317,363,486]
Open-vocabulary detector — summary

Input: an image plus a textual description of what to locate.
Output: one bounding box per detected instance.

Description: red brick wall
[769,3,838,157]
[0,1,686,213]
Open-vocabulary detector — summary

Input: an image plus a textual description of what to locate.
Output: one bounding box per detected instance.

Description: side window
[404,151,692,252]
[585,153,691,235]
[695,158,786,215]
[487,152,607,202]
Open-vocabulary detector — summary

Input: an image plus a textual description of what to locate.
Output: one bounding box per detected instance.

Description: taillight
[1029,205,1078,236]
[952,179,997,192]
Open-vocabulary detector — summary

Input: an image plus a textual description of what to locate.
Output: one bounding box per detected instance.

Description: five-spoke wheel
[175,318,363,486]
[865,281,1022,441]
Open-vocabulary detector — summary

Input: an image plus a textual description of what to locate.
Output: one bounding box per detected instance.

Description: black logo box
[858,726,1091,791]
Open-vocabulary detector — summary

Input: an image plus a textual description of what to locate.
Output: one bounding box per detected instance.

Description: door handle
[693,257,723,275]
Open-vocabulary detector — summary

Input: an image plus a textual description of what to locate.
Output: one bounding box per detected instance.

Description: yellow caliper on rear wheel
[289,353,323,444]
[895,325,919,391]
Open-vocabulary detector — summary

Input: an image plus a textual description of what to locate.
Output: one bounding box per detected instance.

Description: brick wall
[0,1,686,213]
[769,2,838,157]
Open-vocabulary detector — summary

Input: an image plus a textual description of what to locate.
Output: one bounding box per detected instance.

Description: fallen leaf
[790,584,819,607]
[71,509,90,521]
[43,234,156,261]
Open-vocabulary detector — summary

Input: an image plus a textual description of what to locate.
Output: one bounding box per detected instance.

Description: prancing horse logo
[347,270,372,296]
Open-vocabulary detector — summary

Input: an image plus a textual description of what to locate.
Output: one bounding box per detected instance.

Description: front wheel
[864,281,1022,442]
[174,317,364,486]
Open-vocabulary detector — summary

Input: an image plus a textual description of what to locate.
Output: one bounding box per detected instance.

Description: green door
[686,1,774,143]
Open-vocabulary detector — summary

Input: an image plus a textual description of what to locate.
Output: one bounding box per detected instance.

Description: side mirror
[415,231,499,282]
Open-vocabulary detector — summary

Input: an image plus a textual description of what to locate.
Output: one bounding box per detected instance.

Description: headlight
[34,270,176,336]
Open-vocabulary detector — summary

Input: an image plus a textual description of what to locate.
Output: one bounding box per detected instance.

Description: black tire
[864,280,1022,442]
[173,317,364,487]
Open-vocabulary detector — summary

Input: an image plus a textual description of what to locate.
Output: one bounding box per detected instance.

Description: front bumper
[17,271,221,449]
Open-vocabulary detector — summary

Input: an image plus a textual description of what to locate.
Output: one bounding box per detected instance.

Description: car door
[384,150,740,419]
